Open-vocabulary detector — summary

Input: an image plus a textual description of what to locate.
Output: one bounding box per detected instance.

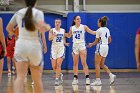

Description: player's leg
[30,65,43,93]
[0,59,4,82]
[100,57,116,85]
[79,49,90,85]
[72,52,79,85]
[91,54,102,86]
[14,62,29,93]
[55,58,63,85]
[7,57,11,77]
[12,57,16,74]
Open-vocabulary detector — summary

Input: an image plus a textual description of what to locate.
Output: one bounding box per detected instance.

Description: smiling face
[74,16,81,25]
[55,19,61,28]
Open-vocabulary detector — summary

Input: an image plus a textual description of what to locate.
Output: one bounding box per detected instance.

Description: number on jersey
[75,34,80,39]
[56,37,62,42]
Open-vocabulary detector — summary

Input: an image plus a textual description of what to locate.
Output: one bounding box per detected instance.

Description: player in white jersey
[65,16,96,85]
[88,16,116,86]
[6,0,50,93]
[49,18,69,86]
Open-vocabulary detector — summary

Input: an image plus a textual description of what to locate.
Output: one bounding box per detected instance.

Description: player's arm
[87,38,99,47]
[41,32,47,54]
[6,13,17,35]
[64,30,69,46]
[135,34,140,70]
[84,25,96,35]
[108,36,112,44]
[36,11,51,32]
[87,29,100,47]
[0,18,7,56]
[48,29,56,41]
[65,27,72,38]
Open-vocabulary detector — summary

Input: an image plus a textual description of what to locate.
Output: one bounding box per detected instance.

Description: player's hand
[52,33,57,38]
[64,33,69,38]
[44,24,51,32]
[87,43,94,48]
[44,47,47,54]
[64,43,70,46]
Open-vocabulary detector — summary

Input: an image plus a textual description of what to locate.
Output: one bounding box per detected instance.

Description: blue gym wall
[0,12,140,70]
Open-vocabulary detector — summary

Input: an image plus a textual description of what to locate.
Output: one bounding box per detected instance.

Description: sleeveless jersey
[72,24,85,43]
[52,28,65,47]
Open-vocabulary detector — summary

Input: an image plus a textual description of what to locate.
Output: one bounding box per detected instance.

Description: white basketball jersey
[10,7,44,41]
[72,24,85,43]
[52,28,65,46]
[96,27,111,45]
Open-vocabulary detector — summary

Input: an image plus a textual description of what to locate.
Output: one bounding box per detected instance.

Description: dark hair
[23,0,37,31]
[72,15,78,26]
[99,16,108,27]
[55,18,62,22]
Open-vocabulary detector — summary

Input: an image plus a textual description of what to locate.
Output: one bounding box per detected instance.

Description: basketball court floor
[0,72,140,93]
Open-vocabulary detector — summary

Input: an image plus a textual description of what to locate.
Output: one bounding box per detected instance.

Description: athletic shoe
[110,74,116,85]
[60,73,63,83]
[32,81,34,85]
[55,79,61,86]
[86,78,90,85]
[72,78,78,85]
[8,72,11,77]
[91,80,102,86]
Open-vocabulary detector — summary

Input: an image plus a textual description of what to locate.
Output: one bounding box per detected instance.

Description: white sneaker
[8,72,11,78]
[86,78,90,85]
[60,73,63,83]
[110,74,116,85]
[55,79,61,86]
[91,80,102,86]
[72,78,78,85]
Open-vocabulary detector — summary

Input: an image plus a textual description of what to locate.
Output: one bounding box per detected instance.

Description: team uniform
[6,36,15,58]
[51,28,65,59]
[95,27,110,57]
[72,24,86,54]
[9,8,44,66]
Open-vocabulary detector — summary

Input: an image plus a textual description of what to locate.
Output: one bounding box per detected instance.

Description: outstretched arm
[87,38,99,47]
[84,25,96,35]
[41,32,47,54]
[65,27,72,38]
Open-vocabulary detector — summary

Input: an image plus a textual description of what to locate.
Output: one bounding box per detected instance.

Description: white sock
[96,78,100,81]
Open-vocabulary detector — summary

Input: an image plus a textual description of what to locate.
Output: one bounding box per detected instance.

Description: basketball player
[6,33,16,76]
[0,18,7,81]
[135,28,140,70]
[65,15,96,85]
[6,0,50,93]
[49,18,69,85]
[88,16,116,85]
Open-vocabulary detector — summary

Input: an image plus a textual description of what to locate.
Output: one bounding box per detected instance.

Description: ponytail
[23,6,36,31]
[99,16,108,27]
